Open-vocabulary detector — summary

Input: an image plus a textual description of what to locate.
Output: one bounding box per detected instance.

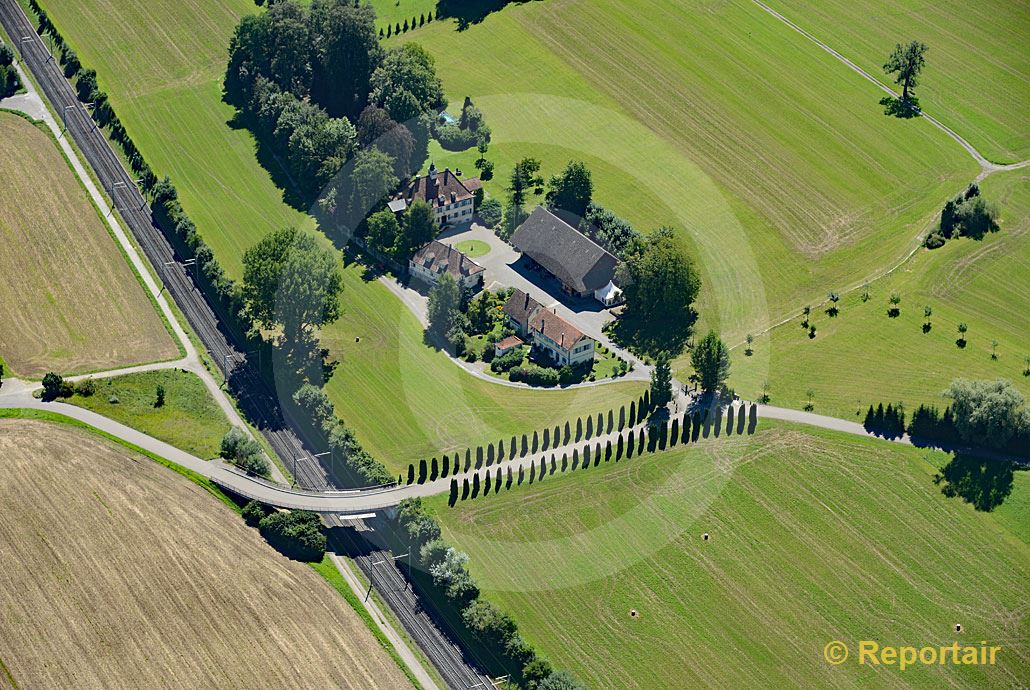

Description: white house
[393,163,480,227]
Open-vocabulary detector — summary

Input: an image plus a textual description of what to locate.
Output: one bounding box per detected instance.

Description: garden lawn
[320,261,645,474]
[454,238,490,258]
[402,0,977,347]
[728,167,1029,419]
[66,369,232,458]
[428,421,1029,689]
[762,0,1030,164]
[0,112,177,378]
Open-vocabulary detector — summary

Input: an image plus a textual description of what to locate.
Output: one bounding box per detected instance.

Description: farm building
[502,289,595,366]
[511,206,619,302]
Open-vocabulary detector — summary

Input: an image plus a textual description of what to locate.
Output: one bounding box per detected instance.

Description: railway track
[0,0,333,490]
[329,520,497,690]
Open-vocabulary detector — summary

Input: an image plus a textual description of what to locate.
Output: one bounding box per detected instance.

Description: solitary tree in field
[883,41,928,103]
[744,333,754,356]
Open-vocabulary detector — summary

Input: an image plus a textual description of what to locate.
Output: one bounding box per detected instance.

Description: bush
[490,346,525,373]
[74,378,97,397]
[509,364,559,386]
[924,232,945,249]
[435,122,478,150]
[258,510,326,561]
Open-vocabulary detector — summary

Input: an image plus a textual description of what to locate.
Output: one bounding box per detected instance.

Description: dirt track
[0,420,411,690]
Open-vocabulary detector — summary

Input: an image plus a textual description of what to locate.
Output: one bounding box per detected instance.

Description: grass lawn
[427,421,1029,688]
[402,0,977,349]
[728,167,1029,417]
[65,369,232,458]
[0,112,177,378]
[454,238,490,258]
[762,0,1029,164]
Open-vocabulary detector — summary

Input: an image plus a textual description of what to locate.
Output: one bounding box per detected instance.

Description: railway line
[0,0,333,491]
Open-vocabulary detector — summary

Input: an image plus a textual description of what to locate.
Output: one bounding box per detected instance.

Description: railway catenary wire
[0,0,335,490]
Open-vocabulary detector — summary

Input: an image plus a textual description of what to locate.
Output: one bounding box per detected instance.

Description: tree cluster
[690,331,730,398]
[581,201,639,256]
[224,1,446,221]
[364,198,438,261]
[862,403,907,439]
[395,498,584,688]
[435,95,491,151]
[945,379,1029,450]
[926,184,999,248]
[291,383,393,485]
[243,501,326,561]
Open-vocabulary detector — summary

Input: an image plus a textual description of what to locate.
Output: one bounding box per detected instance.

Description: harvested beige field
[0,113,177,378]
[0,419,411,690]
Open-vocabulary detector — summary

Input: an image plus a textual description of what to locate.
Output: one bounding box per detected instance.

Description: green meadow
[428,422,1029,688]
[730,167,1029,417]
[763,0,1030,164]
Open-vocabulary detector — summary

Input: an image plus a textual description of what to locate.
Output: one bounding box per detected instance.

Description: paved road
[0,0,333,490]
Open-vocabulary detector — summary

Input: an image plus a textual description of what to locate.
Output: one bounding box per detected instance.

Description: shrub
[509,364,559,386]
[435,122,478,150]
[74,378,97,397]
[490,346,525,373]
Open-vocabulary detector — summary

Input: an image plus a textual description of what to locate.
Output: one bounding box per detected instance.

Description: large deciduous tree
[650,351,673,408]
[427,273,461,337]
[883,40,927,102]
[308,0,383,119]
[945,379,1028,449]
[242,227,343,342]
[690,330,730,396]
[369,43,446,119]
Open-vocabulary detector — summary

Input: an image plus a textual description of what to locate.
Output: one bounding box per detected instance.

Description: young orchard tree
[883,41,928,103]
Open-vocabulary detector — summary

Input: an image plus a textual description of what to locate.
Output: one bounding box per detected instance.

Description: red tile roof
[529,309,588,350]
[495,335,524,351]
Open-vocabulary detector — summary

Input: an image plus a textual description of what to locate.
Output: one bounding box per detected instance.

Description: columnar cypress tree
[472,472,480,497]
[507,466,513,489]
[605,439,613,461]
[576,418,583,441]
[561,453,568,472]
[462,477,470,499]
[583,445,591,467]
[448,479,458,506]
[682,413,691,444]
[586,415,593,439]
[627,430,635,458]
[518,466,525,485]
[629,401,637,427]
[465,448,472,472]
[554,425,561,447]
[659,421,668,450]
[418,459,428,483]
[476,446,484,468]
[498,438,505,460]
[532,430,539,454]
[407,464,415,484]
[597,412,604,435]
[595,442,602,466]
[638,428,646,453]
[619,406,626,430]
[726,406,735,435]
[670,418,680,446]
[692,411,702,441]
[484,472,492,495]
[565,421,571,443]
[487,444,495,466]
[540,456,547,478]
[616,433,624,460]
[749,403,758,433]
[550,456,557,475]
[607,409,615,433]
[510,436,517,459]
[542,427,550,451]
[431,457,439,480]
[442,455,450,478]
[495,468,502,493]
[521,434,528,456]
[529,463,536,484]
[643,389,651,413]
[572,449,579,470]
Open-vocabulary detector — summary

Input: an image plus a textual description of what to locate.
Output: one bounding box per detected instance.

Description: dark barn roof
[511,206,617,294]
[410,240,484,280]
[502,289,543,332]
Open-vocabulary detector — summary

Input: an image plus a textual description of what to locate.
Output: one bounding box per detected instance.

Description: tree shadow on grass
[933,453,1016,512]
[436,0,540,30]
[225,109,316,213]
[880,95,921,119]
[606,309,694,360]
